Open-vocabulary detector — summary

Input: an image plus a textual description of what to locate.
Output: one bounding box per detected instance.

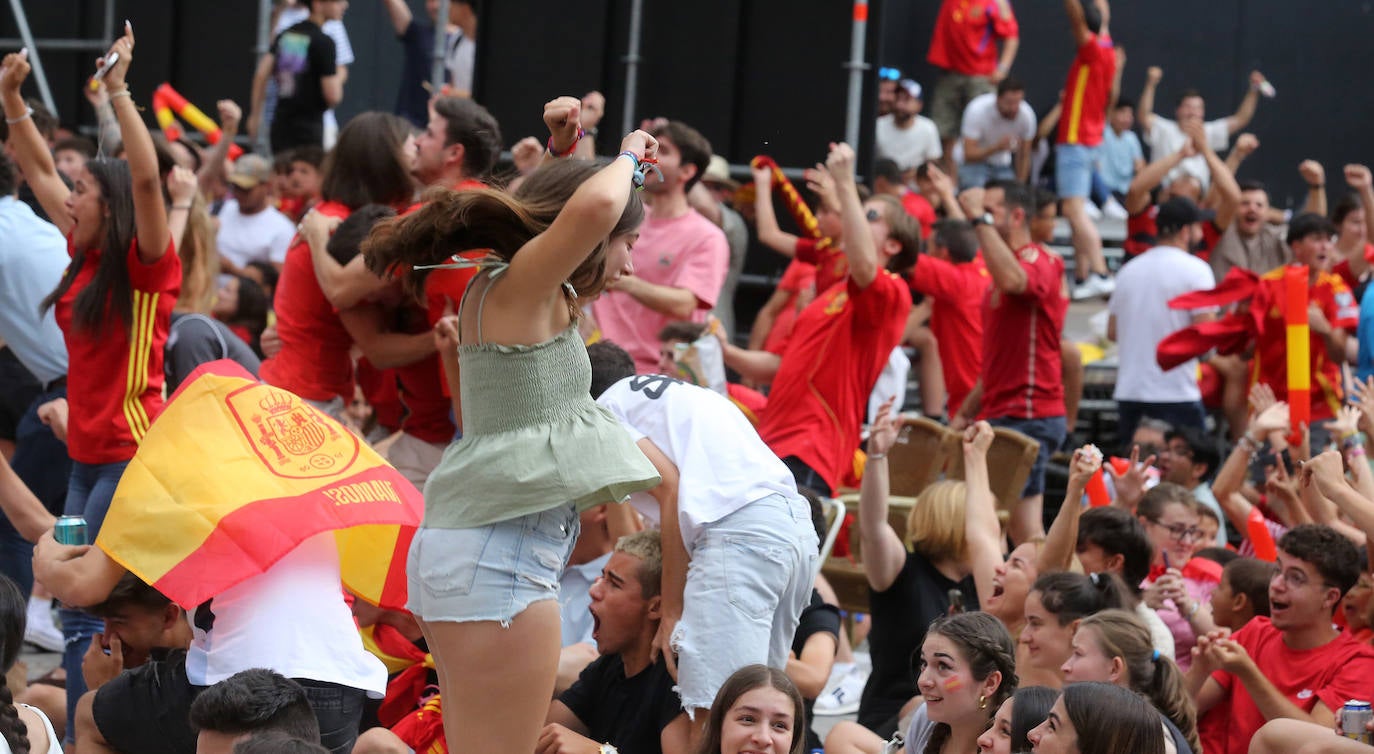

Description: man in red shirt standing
[1190,522,1374,754]
[1247,213,1358,451]
[954,180,1068,544]
[721,144,916,496]
[926,0,1020,175]
[1055,0,1117,301]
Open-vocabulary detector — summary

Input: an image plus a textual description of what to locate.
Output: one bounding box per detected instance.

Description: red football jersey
[908,252,991,414]
[980,243,1069,419]
[927,0,1020,77]
[1057,34,1117,147]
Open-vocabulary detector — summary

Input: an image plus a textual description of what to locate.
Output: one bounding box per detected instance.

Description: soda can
[53,515,88,546]
[1342,700,1373,744]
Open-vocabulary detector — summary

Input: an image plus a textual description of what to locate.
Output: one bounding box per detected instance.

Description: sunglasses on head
[866,208,883,222]
[878,67,901,81]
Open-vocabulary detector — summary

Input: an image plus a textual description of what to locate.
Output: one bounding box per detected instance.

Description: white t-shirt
[868,347,910,427]
[597,376,801,551]
[185,533,388,696]
[1108,245,1216,402]
[875,115,942,171]
[959,92,1037,168]
[448,33,475,93]
[1145,116,1230,190]
[216,200,297,269]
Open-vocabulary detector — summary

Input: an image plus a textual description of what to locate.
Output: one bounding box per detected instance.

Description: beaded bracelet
[546,127,584,158]
[5,106,32,125]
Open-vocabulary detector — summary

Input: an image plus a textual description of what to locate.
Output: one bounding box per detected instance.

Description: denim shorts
[987,415,1067,498]
[672,493,819,712]
[958,161,1016,191]
[406,503,580,626]
[1055,144,1097,198]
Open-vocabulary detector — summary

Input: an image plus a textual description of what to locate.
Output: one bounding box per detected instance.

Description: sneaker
[1071,273,1115,301]
[1102,196,1129,220]
[813,663,868,716]
[24,617,64,653]
[1085,201,1103,220]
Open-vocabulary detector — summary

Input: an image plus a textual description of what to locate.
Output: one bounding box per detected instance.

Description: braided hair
[0,576,30,754]
[920,612,1018,754]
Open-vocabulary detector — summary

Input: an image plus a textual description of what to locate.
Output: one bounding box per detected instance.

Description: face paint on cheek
[943,676,965,693]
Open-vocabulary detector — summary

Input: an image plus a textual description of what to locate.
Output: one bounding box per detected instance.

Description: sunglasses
[866,208,883,222]
[878,67,902,81]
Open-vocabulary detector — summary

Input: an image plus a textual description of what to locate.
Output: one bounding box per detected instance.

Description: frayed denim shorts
[406,502,580,626]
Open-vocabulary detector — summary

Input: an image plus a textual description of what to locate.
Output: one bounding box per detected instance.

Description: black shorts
[92,649,204,754]
[0,348,40,442]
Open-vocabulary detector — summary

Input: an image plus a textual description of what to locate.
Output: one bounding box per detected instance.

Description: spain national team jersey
[927,0,1020,77]
[908,252,991,415]
[1056,33,1116,147]
[795,236,848,294]
[980,243,1069,420]
[759,272,912,494]
[1250,267,1359,421]
[57,238,181,464]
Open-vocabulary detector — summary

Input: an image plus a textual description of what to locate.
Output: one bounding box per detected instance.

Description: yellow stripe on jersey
[1065,64,1091,144]
[123,290,159,441]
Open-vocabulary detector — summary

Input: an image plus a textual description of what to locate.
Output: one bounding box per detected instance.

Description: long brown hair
[320,112,417,210]
[363,159,643,312]
[692,665,806,754]
[1062,682,1166,754]
[41,158,137,334]
[921,612,1018,754]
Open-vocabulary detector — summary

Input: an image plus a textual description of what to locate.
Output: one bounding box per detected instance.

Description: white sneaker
[1102,196,1129,220]
[24,604,64,654]
[1085,201,1104,220]
[1071,274,1115,301]
[813,663,868,716]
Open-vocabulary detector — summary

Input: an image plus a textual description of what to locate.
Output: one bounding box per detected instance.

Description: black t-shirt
[165,314,261,392]
[793,589,841,752]
[558,654,682,754]
[858,551,978,733]
[396,19,436,127]
[270,20,336,151]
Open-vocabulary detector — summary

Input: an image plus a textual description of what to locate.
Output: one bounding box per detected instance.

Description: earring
[979,695,987,710]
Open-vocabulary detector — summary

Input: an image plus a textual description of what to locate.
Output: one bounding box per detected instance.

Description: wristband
[1186,600,1200,619]
[1237,434,1261,453]
[546,127,584,158]
[4,106,32,125]
[1349,445,1368,459]
[867,452,887,460]
[171,203,193,210]
[617,150,640,169]
[109,90,132,101]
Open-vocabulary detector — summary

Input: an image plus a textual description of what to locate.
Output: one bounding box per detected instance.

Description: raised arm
[1225,134,1259,177]
[33,531,127,608]
[504,97,653,298]
[959,188,1028,294]
[1125,142,1191,215]
[1138,66,1162,136]
[0,52,71,234]
[827,142,880,289]
[962,422,1003,607]
[1063,0,1094,46]
[1214,397,1290,535]
[859,400,911,592]
[751,166,801,256]
[1040,447,1102,573]
[199,100,241,191]
[104,24,171,264]
[1191,120,1241,230]
[1309,448,1374,544]
[1299,160,1327,218]
[378,0,413,35]
[1227,71,1265,135]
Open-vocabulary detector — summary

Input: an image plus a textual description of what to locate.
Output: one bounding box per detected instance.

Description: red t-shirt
[355,358,403,434]
[927,0,1019,77]
[795,237,849,294]
[980,244,1069,419]
[908,252,991,414]
[1199,617,1374,754]
[259,200,355,402]
[1250,267,1359,421]
[1124,206,1158,259]
[759,272,913,493]
[1332,243,1374,292]
[58,238,181,464]
[1056,34,1117,147]
[763,259,818,356]
[901,192,937,238]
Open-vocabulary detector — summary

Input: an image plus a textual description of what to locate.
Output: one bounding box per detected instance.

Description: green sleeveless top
[421,263,660,529]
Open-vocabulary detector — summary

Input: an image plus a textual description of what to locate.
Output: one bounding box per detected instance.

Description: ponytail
[1081,610,1200,754]
[1146,646,1201,754]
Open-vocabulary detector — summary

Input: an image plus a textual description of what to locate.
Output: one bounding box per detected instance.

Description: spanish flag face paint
[943,676,965,693]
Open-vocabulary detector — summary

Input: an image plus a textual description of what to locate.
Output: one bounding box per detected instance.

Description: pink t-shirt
[1141,574,1216,670]
[592,206,729,372]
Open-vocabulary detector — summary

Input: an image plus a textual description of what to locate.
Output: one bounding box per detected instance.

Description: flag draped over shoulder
[98,360,423,611]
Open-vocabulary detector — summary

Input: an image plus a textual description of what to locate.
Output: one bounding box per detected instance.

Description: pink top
[1142,574,1217,670]
[591,206,729,372]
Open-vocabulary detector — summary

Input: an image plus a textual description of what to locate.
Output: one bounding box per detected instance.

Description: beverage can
[53,515,88,546]
[1341,700,1373,744]
[1258,79,1277,98]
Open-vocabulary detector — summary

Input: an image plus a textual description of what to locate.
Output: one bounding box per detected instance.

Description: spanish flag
[98,361,423,611]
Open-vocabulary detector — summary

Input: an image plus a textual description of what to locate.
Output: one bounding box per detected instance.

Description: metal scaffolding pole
[432,0,450,91]
[843,0,870,150]
[620,0,644,136]
[5,0,57,116]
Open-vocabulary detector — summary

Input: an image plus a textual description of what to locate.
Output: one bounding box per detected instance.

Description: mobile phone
[89,52,119,90]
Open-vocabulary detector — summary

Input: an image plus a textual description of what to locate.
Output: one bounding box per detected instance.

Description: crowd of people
[0,0,1371,753]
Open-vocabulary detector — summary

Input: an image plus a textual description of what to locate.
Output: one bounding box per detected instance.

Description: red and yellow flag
[1283,265,1310,446]
[99,361,423,610]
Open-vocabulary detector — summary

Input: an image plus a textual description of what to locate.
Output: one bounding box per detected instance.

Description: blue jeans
[958,161,1016,191]
[0,386,70,595]
[296,679,366,754]
[61,458,129,744]
[987,415,1068,497]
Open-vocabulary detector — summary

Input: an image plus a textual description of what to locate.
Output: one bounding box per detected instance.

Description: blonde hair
[907,480,968,562]
[174,193,217,314]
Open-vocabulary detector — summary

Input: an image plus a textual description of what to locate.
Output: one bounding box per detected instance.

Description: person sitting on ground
[1019,571,1133,688]
[1028,682,1167,754]
[1199,557,1272,634]
[189,669,323,754]
[0,574,62,754]
[1136,483,1215,670]
[692,665,807,754]
[540,530,690,754]
[1061,609,1200,754]
[1074,506,1176,657]
[976,686,1057,754]
[231,731,330,754]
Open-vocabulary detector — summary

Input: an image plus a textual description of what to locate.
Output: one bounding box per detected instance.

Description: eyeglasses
[1147,519,1203,542]
[878,67,902,81]
[1269,564,1332,590]
[1161,443,1194,459]
[866,208,882,222]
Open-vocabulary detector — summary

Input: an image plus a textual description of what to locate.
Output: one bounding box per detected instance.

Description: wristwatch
[972,212,994,227]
